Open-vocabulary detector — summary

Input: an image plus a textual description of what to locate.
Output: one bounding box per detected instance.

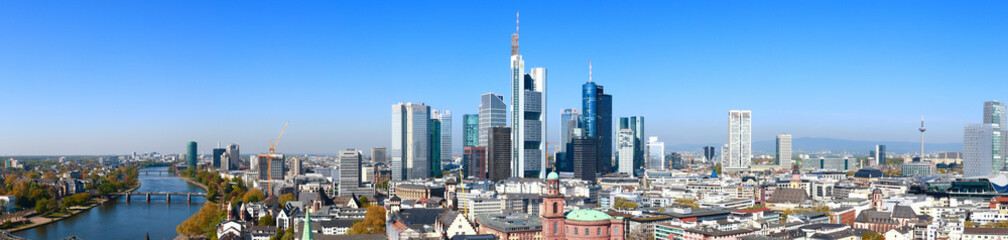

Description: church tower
[542,171,566,240]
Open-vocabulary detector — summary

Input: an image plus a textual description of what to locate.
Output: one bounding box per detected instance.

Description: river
[15,167,207,240]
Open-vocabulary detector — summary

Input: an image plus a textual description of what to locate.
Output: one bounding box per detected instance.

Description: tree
[348,205,386,234]
[35,198,51,214]
[714,163,722,175]
[278,193,295,207]
[42,172,57,180]
[674,198,699,208]
[612,197,639,210]
[243,189,265,203]
[966,221,976,227]
[177,202,222,240]
[259,214,275,226]
[862,232,884,240]
[359,196,370,208]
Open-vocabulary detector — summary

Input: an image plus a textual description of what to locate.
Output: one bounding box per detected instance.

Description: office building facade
[464,146,487,179]
[212,146,225,169]
[616,129,635,175]
[479,93,507,147]
[339,150,363,197]
[429,116,442,178]
[225,144,239,171]
[392,102,430,180]
[187,141,198,169]
[617,116,645,175]
[488,127,512,181]
[511,68,547,178]
[371,147,386,163]
[965,123,997,177]
[463,114,480,147]
[647,137,665,170]
[558,109,582,173]
[572,136,599,182]
[583,80,612,174]
[874,145,886,166]
[437,110,452,166]
[776,134,792,167]
[985,101,1008,172]
[703,146,715,163]
[726,110,752,172]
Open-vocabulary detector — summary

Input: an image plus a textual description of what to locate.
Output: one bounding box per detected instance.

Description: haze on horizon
[1,1,1006,155]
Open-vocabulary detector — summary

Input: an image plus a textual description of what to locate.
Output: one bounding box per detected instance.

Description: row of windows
[559,225,619,236]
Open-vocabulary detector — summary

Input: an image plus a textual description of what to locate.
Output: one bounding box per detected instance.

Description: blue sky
[1,1,1006,155]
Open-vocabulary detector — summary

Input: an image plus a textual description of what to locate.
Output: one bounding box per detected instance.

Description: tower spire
[589,62,592,83]
[510,12,519,56]
[516,11,519,34]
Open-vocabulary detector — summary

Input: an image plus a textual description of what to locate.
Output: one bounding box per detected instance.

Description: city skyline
[3,2,1008,155]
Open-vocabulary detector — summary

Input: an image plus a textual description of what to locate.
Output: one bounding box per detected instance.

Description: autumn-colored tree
[243,189,265,203]
[359,196,370,208]
[674,198,699,208]
[278,193,295,207]
[42,172,57,180]
[176,202,222,240]
[862,232,884,240]
[348,205,386,234]
[612,197,639,210]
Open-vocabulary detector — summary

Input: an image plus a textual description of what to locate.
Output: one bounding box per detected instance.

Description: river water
[14,167,206,240]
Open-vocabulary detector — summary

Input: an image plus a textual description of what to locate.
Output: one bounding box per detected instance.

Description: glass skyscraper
[429,117,441,178]
[392,102,430,180]
[964,123,996,177]
[463,114,479,147]
[582,81,612,174]
[726,110,752,172]
[479,93,506,147]
[985,100,1007,172]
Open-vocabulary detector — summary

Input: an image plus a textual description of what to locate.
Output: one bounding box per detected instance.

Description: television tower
[919,116,926,160]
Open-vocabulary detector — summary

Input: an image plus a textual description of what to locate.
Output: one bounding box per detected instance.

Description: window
[554,222,558,234]
[586,228,590,236]
[598,228,601,235]
[574,228,578,235]
[553,202,558,214]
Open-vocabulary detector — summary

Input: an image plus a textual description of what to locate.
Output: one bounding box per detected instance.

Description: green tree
[674,198,699,208]
[35,198,51,214]
[612,197,639,210]
[176,202,222,240]
[714,163,722,175]
[259,214,275,226]
[862,232,884,240]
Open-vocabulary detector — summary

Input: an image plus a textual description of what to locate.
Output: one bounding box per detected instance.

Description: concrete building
[965,123,997,177]
[726,110,752,172]
[392,102,430,180]
[339,150,363,197]
[617,129,635,175]
[776,134,791,167]
[479,93,507,148]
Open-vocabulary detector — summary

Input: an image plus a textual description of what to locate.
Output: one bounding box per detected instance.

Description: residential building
[726,110,751,172]
[963,227,1008,240]
[776,134,791,167]
[479,93,507,147]
[392,102,430,180]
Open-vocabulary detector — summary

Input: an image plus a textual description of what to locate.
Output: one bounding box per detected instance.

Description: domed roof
[547,171,559,179]
[566,209,612,222]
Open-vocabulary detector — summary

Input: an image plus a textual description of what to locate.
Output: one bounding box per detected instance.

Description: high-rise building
[437,110,452,166]
[965,124,997,177]
[703,146,716,163]
[392,102,430,180]
[985,101,1008,172]
[616,129,634,175]
[464,146,487,179]
[257,153,284,180]
[187,141,198,169]
[617,116,645,175]
[339,149,363,197]
[572,136,599,182]
[508,18,547,178]
[212,145,225,170]
[558,109,581,172]
[429,115,442,178]
[463,114,480,147]
[776,134,792,167]
[479,93,507,147]
[582,66,612,174]
[488,127,512,181]
[225,144,239,171]
[874,145,886,166]
[291,157,303,176]
[647,137,665,170]
[371,147,386,163]
[726,110,752,172]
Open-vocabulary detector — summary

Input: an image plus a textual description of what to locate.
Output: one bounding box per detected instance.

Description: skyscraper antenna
[516,11,519,34]
[589,61,593,83]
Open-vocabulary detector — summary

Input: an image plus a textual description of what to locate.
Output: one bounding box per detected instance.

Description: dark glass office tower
[429,118,442,178]
[488,127,512,181]
[187,141,197,169]
[573,136,599,182]
[212,147,225,169]
[583,82,612,174]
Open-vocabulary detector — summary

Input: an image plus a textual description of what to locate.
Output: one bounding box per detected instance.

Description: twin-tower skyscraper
[510,12,548,178]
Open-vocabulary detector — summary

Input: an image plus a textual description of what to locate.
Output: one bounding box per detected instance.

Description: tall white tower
[728,110,752,172]
[509,12,547,178]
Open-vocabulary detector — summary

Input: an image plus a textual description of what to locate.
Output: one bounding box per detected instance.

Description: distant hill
[665,137,961,155]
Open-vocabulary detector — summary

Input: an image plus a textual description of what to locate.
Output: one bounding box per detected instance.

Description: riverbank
[179,177,215,204]
[6,181,142,233]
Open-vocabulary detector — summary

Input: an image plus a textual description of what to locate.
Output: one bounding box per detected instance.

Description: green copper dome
[547,171,559,179]
[566,209,612,222]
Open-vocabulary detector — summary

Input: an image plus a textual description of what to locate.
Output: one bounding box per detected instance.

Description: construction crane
[266,121,289,197]
[457,167,467,219]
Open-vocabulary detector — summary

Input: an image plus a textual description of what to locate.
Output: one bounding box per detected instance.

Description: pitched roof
[965,227,1008,235]
[767,188,809,203]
